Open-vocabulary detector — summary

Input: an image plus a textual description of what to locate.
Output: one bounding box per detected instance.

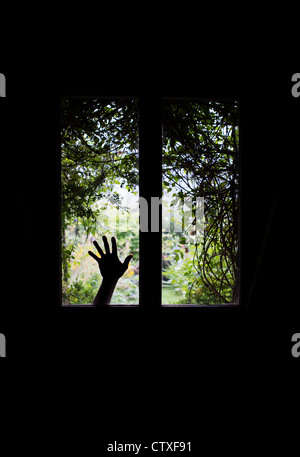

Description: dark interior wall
[1,58,298,366]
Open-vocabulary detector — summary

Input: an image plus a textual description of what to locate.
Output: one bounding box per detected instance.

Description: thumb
[123,254,133,270]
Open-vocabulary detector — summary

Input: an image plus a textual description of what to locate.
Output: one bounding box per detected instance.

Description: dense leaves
[61,98,139,224]
[162,101,239,303]
[61,98,139,288]
[61,98,239,303]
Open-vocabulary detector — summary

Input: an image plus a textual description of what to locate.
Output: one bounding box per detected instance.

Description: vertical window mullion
[139,95,162,310]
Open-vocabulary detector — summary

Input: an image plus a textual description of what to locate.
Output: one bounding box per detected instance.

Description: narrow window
[61,98,139,305]
[161,99,239,305]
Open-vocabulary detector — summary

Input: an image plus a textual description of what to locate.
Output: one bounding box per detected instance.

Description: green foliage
[61,199,139,305]
[62,275,99,305]
[162,101,239,303]
[61,98,239,305]
[110,274,139,304]
[62,272,139,305]
[61,99,139,288]
[61,98,138,223]
[163,242,233,304]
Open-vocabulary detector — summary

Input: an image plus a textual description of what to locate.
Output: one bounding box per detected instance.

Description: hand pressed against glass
[88,236,133,305]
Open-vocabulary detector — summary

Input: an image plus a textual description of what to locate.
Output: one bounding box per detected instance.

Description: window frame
[61,94,241,310]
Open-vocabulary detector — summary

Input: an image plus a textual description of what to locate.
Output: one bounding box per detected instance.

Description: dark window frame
[61,94,241,311]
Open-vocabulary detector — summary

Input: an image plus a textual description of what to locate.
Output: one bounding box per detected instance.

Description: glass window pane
[61,98,139,305]
[162,100,239,305]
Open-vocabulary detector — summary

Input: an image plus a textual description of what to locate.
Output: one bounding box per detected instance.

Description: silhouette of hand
[88,236,133,281]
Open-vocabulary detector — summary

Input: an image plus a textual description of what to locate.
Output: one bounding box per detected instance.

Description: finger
[102,235,110,255]
[88,251,100,262]
[123,255,133,270]
[93,240,104,257]
[111,236,117,255]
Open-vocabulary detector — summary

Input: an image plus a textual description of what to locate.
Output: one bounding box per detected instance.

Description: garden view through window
[61,98,139,305]
[161,100,239,304]
[61,97,239,306]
